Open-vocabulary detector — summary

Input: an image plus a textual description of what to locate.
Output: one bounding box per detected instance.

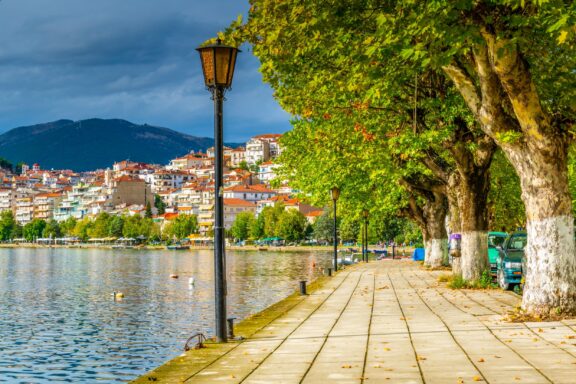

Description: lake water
[0,248,332,383]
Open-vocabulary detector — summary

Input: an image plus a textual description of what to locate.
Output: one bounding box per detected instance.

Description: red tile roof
[224,198,256,207]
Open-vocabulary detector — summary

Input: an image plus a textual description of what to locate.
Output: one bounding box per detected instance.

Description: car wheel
[498,268,510,291]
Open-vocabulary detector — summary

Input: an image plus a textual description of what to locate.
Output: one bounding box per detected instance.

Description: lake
[0,248,332,383]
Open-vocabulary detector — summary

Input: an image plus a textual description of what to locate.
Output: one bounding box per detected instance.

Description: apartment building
[34,192,63,221]
[0,189,14,213]
[224,198,257,229]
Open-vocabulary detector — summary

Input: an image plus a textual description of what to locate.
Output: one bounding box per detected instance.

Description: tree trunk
[505,145,576,315]
[447,170,463,275]
[402,190,448,269]
[422,192,448,268]
[458,171,491,281]
[445,35,576,315]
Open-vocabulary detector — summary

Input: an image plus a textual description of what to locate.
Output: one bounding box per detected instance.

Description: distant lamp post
[197,38,240,343]
[330,187,340,271]
[362,209,369,262]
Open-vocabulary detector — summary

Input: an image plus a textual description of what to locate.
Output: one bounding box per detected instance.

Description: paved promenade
[135,261,576,384]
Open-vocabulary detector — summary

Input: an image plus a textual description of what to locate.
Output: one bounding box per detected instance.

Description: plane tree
[226,0,498,276]
[228,0,576,315]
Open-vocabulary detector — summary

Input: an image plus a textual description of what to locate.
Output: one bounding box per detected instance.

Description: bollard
[227,318,236,340]
[326,267,332,277]
[299,280,307,296]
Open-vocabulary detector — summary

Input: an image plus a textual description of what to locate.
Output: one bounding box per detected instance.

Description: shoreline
[0,243,415,254]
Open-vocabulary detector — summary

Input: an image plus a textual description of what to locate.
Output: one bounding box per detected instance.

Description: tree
[154,194,166,215]
[23,219,47,241]
[15,162,25,175]
[276,209,307,242]
[230,212,255,241]
[313,208,334,243]
[261,202,285,238]
[42,219,61,239]
[108,215,124,237]
[11,224,23,240]
[340,216,359,243]
[0,157,13,172]
[238,160,250,172]
[122,215,155,239]
[89,213,112,238]
[164,214,199,240]
[250,213,265,239]
[0,211,16,241]
[228,0,576,315]
[145,202,153,218]
[73,217,92,241]
[60,217,77,236]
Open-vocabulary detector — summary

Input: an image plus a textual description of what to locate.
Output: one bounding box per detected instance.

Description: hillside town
[0,133,323,240]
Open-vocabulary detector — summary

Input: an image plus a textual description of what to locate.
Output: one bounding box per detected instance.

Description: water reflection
[0,248,332,383]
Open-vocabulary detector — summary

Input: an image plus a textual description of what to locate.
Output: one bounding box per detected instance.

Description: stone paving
[137,260,576,384]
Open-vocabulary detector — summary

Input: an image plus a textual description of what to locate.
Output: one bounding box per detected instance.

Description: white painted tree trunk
[424,239,432,265]
[522,216,576,315]
[426,238,447,268]
[452,257,462,276]
[460,231,488,281]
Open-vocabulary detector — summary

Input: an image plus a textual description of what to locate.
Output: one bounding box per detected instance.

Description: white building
[223,184,276,203]
[0,189,14,213]
[245,137,270,165]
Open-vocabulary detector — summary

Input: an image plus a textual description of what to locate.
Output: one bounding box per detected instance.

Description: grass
[438,270,496,290]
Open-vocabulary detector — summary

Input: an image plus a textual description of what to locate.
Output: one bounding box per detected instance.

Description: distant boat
[167,245,190,250]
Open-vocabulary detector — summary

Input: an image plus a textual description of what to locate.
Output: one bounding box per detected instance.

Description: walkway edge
[131,270,346,383]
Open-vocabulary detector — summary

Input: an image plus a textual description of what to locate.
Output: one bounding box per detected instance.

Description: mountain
[0,119,241,171]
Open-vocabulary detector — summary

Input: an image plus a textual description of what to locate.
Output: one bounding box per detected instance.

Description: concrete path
[138,261,576,384]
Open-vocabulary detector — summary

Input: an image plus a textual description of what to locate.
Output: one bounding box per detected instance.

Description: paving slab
[134,260,576,384]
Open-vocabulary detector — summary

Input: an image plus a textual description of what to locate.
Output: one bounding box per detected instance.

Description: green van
[488,231,508,279]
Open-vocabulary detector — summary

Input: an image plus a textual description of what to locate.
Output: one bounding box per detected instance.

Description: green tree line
[0,211,199,243]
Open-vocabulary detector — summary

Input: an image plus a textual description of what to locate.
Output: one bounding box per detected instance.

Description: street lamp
[330,187,340,271]
[197,38,240,343]
[362,209,369,263]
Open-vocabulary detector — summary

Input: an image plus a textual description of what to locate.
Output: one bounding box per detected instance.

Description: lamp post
[330,187,340,271]
[197,38,240,343]
[362,209,369,262]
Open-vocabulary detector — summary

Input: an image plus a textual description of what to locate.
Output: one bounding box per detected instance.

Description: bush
[444,270,494,290]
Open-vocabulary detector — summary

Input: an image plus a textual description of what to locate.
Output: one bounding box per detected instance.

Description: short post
[227,318,236,340]
[392,243,396,260]
[362,209,369,263]
[326,267,332,277]
[299,280,307,296]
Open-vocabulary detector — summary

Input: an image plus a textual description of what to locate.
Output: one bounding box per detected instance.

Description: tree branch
[442,61,481,117]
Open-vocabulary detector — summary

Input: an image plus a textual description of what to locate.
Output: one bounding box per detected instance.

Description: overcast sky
[0,0,291,141]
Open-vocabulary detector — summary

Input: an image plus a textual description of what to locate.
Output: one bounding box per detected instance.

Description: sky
[0,0,292,142]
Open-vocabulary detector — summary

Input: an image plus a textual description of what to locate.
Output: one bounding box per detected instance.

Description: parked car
[496,231,527,290]
[488,231,507,280]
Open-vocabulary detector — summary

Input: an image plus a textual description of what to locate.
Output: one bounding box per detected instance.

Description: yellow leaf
[473,376,482,382]
[558,30,569,44]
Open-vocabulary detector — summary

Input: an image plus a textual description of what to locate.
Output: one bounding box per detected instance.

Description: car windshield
[488,235,506,248]
[508,235,527,250]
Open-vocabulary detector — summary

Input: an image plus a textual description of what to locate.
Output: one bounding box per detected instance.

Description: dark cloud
[0,0,291,142]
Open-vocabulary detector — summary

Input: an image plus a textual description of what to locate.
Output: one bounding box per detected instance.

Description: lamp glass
[362,209,369,218]
[199,49,215,86]
[197,40,239,88]
[330,187,340,201]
